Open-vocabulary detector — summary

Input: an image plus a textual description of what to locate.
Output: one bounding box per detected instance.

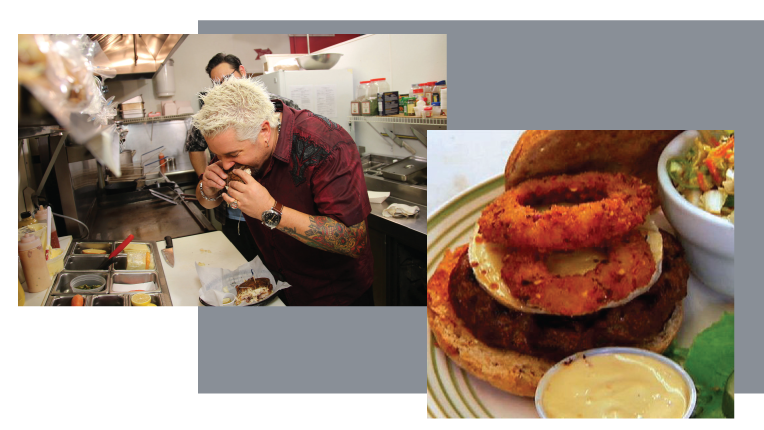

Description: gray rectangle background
[198,20,762,393]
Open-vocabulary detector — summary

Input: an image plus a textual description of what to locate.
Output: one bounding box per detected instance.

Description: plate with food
[427,130,734,419]
[196,256,291,306]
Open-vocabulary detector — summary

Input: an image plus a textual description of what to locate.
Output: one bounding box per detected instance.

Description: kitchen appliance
[381,156,427,185]
[259,69,355,139]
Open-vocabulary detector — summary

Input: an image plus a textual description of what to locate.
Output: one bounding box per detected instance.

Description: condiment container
[423,106,433,118]
[34,206,59,249]
[18,233,52,293]
[415,97,427,118]
[441,88,447,115]
[406,97,417,116]
[535,347,696,419]
[410,83,421,98]
[355,81,367,102]
[159,152,167,173]
[46,248,66,278]
[18,211,36,228]
[361,98,378,116]
[431,102,442,117]
[432,80,446,103]
[419,82,435,105]
[18,279,25,306]
[19,224,47,256]
[70,274,106,294]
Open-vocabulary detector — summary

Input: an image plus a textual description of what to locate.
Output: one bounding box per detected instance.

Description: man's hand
[196,160,228,208]
[222,168,274,220]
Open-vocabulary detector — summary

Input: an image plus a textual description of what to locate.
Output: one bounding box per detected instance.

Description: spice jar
[19,233,51,293]
[406,97,417,116]
[432,80,446,103]
[423,106,433,118]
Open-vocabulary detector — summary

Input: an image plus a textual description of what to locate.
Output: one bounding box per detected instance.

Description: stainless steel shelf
[116,114,193,125]
[348,115,447,126]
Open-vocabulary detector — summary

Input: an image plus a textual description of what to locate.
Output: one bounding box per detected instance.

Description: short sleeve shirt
[245,106,373,305]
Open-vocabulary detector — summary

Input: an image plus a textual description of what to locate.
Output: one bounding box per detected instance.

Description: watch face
[262,210,281,228]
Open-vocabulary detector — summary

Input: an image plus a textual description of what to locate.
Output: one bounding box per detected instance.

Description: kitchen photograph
[18,33,445,307]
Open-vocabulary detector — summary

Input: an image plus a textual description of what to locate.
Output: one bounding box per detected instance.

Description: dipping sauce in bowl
[536,347,695,419]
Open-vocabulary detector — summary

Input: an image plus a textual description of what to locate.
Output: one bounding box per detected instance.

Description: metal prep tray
[381,156,427,184]
[43,240,172,306]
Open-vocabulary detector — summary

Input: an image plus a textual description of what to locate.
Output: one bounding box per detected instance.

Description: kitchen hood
[87,34,187,80]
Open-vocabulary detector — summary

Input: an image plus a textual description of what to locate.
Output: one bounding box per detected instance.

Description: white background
[8,3,764,428]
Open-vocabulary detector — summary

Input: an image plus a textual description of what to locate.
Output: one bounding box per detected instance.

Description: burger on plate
[427,130,690,398]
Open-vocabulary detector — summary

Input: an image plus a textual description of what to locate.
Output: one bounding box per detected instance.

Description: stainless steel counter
[367,196,426,248]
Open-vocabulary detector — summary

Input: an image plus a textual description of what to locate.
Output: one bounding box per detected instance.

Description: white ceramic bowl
[657,130,734,297]
[535,347,696,419]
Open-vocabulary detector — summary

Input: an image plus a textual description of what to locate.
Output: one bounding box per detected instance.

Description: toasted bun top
[505,131,682,206]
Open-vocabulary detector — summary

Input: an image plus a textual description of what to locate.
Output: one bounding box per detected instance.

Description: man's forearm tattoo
[279,216,369,258]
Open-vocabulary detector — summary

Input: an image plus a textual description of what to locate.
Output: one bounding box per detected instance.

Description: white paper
[368,191,390,204]
[289,85,313,110]
[315,85,337,117]
[112,282,158,293]
[196,256,291,306]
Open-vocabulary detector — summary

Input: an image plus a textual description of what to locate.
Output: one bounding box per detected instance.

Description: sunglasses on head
[211,71,237,85]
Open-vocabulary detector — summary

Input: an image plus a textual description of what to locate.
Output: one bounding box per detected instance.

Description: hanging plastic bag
[19,34,120,173]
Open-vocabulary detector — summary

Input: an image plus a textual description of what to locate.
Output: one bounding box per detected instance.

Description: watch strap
[273,201,283,214]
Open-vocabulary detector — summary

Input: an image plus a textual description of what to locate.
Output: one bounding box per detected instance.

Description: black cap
[20,211,32,219]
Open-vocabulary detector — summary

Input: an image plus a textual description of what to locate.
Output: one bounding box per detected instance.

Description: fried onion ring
[500,230,656,316]
[477,172,652,251]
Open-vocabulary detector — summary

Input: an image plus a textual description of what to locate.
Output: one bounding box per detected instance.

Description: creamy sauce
[541,353,690,418]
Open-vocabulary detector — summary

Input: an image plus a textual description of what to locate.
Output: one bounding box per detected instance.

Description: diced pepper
[710,135,734,158]
[705,158,722,186]
[697,170,709,192]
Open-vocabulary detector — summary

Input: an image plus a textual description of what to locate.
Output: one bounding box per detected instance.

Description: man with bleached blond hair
[194,78,373,306]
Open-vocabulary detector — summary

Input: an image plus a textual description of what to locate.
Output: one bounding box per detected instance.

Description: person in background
[193,78,374,306]
[185,53,299,262]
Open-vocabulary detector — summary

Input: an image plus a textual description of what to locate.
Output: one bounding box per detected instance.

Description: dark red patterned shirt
[246,106,373,305]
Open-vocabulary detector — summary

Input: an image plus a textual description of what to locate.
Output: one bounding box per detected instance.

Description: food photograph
[427,130,734,418]
[18,34,443,307]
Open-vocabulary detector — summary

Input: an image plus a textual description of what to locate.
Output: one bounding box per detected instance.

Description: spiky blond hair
[192,78,279,142]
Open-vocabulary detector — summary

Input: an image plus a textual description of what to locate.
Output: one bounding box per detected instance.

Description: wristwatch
[261,200,284,229]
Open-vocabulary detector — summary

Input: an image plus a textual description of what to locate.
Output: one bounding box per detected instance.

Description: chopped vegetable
[667,131,734,223]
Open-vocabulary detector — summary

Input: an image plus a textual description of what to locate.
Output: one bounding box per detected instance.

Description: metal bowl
[296,53,343,70]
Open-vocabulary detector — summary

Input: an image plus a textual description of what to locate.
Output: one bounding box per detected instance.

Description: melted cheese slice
[468,217,664,315]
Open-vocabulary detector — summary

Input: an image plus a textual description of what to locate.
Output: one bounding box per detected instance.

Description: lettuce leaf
[666,312,734,418]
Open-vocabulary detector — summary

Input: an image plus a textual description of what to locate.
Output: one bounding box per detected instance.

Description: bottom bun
[427,245,684,398]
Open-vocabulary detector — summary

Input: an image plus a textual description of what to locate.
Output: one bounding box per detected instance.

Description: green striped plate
[426,174,734,418]
[426,174,538,418]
